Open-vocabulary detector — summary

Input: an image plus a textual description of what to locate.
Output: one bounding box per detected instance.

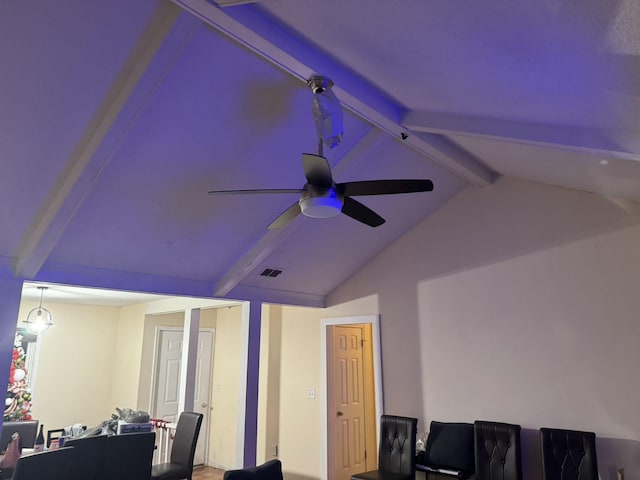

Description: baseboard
[206,460,231,470]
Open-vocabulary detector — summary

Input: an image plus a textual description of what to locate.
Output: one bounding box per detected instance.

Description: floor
[192,466,226,480]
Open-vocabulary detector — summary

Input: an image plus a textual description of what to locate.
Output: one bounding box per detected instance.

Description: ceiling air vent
[260,268,283,278]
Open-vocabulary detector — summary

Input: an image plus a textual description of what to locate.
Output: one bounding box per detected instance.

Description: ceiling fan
[208,75,434,229]
[208,152,434,229]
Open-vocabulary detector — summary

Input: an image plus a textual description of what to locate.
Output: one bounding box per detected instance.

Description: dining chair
[224,459,283,480]
[351,414,418,480]
[102,432,156,480]
[64,434,108,480]
[151,412,203,480]
[474,421,522,480]
[421,421,475,479]
[0,420,39,451]
[539,428,599,480]
[11,447,74,480]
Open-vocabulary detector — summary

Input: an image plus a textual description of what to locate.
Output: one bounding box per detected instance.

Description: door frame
[150,325,216,465]
[194,327,215,466]
[321,315,384,480]
[150,326,183,418]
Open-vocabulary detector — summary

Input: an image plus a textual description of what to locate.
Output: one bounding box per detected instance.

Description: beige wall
[110,303,146,410]
[257,304,282,464]
[327,177,640,480]
[276,305,324,479]
[209,305,243,469]
[15,301,121,432]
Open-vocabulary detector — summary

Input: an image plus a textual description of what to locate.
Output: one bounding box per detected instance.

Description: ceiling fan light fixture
[299,195,343,218]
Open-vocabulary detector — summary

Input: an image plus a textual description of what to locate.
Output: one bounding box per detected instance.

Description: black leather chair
[474,421,522,480]
[224,459,283,480]
[103,432,156,480]
[151,412,203,480]
[421,421,475,479]
[0,420,39,451]
[352,414,418,480]
[64,434,108,480]
[12,447,74,480]
[540,428,599,480]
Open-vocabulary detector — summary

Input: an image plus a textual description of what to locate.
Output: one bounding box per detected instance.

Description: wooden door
[328,325,368,480]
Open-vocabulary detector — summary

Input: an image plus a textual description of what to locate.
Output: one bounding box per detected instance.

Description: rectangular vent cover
[260,268,283,278]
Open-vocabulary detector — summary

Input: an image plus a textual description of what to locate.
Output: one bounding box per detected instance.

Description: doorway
[152,327,215,466]
[322,316,383,480]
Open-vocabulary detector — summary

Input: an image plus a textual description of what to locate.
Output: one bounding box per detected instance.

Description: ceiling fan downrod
[307,74,343,150]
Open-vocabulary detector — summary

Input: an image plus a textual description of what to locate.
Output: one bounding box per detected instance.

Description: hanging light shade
[24,286,53,335]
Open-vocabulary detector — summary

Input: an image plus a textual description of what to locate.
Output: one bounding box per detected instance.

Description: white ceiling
[2,0,639,307]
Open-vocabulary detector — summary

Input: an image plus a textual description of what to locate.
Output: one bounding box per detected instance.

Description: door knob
[337,411,344,416]
[202,403,208,408]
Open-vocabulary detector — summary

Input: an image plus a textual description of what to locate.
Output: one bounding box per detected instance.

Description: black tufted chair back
[351,414,417,480]
[474,421,522,480]
[540,428,598,480]
[378,415,418,477]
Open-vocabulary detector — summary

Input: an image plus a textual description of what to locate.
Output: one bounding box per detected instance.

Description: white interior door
[194,330,214,466]
[154,330,183,422]
[153,328,215,465]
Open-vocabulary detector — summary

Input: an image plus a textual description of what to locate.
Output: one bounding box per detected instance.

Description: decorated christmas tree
[4,334,32,421]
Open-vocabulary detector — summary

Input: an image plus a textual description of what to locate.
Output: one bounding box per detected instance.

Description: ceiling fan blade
[268,202,302,230]
[341,196,385,227]
[302,153,333,188]
[208,188,301,196]
[338,179,433,196]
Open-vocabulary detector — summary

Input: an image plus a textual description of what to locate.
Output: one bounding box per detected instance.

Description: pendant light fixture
[24,286,53,335]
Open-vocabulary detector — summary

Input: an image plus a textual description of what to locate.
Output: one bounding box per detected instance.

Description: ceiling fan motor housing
[299,186,342,218]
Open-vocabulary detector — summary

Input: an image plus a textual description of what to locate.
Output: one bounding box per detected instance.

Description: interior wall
[15,301,121,431]
[276,305,324,480]
[416,226,640,436]
[110,302,146,410]
[257,304,282,464]
[326,177,640,480]
[209,305,243,470]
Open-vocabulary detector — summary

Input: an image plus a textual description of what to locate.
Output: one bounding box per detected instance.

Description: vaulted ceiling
[2,0,639,307]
